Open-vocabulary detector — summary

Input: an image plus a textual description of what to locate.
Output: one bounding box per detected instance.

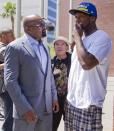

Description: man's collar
[25,33,41,45]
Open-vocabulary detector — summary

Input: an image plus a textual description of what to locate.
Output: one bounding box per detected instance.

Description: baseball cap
[69,2,97,17]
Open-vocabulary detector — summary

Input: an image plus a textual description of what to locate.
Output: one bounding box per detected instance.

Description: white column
[69,0,73,43]
[41,0,48,18]
[41,0,48,44]
[44,0,48,19]
[56,0,60,37]
[16,0,21,38]
[41,0,44,17]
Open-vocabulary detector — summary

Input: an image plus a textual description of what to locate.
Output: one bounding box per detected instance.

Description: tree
[0,2,16,32]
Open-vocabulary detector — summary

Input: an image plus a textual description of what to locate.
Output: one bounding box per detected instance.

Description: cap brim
[69,9,90,16]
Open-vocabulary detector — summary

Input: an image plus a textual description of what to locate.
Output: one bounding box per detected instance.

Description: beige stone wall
[59,0,70,38]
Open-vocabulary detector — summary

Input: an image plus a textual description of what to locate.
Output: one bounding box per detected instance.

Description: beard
[42,30,46,37]
[81,20,91,31]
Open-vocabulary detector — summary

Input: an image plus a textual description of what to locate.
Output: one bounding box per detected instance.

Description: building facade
[47,0,57,43]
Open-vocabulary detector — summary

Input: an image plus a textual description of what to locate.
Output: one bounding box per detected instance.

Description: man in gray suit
[4,15,59,131]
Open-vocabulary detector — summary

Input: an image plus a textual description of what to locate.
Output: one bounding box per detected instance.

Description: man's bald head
[23,15,43,27]
[23,15,46,40]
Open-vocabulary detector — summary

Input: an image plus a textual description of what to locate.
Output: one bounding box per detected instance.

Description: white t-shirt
[67,30,112,109]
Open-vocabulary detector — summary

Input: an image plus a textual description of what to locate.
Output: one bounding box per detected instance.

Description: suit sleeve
[4,45,33,117]
[45,45,58,102]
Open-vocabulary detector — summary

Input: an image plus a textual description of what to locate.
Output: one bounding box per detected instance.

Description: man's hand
[75,23,83,37]
[53,100,59,113]
[23,110,38,123]
[0,63,4,70]
[72,23,83,46]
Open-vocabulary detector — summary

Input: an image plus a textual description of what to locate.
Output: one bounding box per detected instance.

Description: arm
[4,45,37,122]
[0,63,4,70]
[46,45,59,112]
[51,71,59,112]
[73,25,99,70]
[0,46,6,70]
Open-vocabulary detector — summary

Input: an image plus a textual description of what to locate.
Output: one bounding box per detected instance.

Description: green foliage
[0,2,16,31]
[0,2,16,17]
[48,44,55,58]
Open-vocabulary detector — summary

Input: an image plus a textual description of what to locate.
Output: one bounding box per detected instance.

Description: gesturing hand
[75,23,83,37]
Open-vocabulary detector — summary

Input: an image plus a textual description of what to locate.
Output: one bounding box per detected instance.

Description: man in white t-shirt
[64,2,112,131]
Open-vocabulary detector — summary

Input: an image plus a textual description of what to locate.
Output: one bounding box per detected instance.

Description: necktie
[38,44,42,63]
[36,41,42,64]
[35,41,47,73]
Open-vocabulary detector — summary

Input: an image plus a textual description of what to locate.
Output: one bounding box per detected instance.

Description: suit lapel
[42,44,49,76]
[22,36,45,75]
[22,41,36,57]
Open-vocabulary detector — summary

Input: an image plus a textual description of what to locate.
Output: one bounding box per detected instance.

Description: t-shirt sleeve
[88,37,112,62]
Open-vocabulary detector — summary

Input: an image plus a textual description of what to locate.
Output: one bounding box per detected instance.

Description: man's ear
[90,16,96,22]
[66,45,69,51]
[2,34,6,40]
[24,26,27,31]
[25,26,31,34]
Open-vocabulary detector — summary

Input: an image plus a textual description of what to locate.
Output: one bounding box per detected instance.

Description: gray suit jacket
[4,35,57,120]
